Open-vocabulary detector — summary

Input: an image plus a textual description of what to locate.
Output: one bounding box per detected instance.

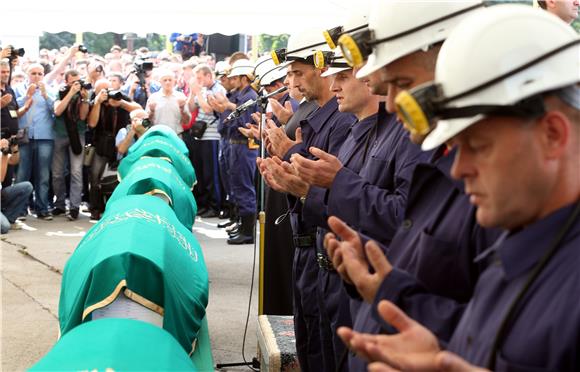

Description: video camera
[78,45,88,53]
[132,58,154,96]
[134,59,154,75]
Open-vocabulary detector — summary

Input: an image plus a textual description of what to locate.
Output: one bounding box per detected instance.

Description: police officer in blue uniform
[257,29,355,372]
[222,59,259,245]
[209,53,251,231]
[332,5,580,371]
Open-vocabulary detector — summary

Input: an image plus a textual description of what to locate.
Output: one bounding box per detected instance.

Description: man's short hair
[26,63,44,73]
[108,72,124,83]
[75,59,89,67]
[64,69,80,82]
[0,59,10,69]
[110,45,122,52]
[229,52,249,65]
[182,60,197,71]
[193,63,213,77]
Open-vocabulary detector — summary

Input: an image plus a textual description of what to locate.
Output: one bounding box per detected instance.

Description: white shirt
[146,90,189,135]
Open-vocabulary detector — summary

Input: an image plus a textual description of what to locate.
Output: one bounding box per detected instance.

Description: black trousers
[188,138,221,211]
[262,185,295,315]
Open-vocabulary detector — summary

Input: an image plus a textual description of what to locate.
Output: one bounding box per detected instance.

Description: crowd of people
[0,39,238,234]
[2,0,580,371]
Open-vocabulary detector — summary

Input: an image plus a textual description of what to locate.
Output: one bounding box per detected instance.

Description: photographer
[115,109,150,157]
[87,79,140,220]
[1,138,32,234]
[1,59,32,137]
[122,60,159,108]
[52,69,90,220]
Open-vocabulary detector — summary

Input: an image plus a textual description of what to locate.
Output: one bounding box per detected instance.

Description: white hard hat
[355,0,483,78]
[254,56,287,86]
[228,59,254,78]
[323,13,369,50]
[422,4,580,150]
[214,61,230,77]
[285,28,331,62]
[321,50,351,77]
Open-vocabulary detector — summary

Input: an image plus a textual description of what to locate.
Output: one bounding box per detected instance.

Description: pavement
[1,209,260,371]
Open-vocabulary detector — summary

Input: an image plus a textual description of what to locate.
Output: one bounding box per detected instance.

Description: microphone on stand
[225,86,288,122]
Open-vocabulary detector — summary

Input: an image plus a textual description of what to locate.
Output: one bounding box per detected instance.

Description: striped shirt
[194,82,227,141]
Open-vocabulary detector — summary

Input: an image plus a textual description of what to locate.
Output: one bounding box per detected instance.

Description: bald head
[94,78,110,94]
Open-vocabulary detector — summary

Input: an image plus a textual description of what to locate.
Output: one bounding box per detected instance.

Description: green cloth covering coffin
[58,195,209,354]
[108,157,197,230]
[118,127,196,189]
[133,124,189,154]
[30,318,197,371]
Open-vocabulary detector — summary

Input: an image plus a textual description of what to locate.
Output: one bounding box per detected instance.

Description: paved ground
[1,210,260,371]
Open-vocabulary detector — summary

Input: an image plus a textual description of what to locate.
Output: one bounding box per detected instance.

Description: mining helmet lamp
[338,29,373,68]
[313,50,335,69]
[324,23,369,50]
[323,26,343,50]
[396,37,580,136]
[395,82,548,136]
[271,48,286,66]
[395,83,443,136]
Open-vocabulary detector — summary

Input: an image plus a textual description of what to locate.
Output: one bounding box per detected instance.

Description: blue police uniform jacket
[448,202,580,371]
[229,86,258,141]
[323,111,430,245]
[218,90,238,139]
[282,96,355,236]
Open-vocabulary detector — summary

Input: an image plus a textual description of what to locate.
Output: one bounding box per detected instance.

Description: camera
[59,79,92,99]
[107,90,124,101]
[1,136,18,155]
[5,45,25,60]
[78,80,92,90]
[133,58,154,90]
[78,45,88,53]
[134,59,154,74]
[141,118,152,128]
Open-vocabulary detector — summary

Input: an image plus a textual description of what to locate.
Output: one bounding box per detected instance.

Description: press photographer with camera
[51,69,91,220]
[13,63,56,220]
[115,108,150,157]
[1,137,32,234]
[87,79,141,220]
[123,59,159,108]
[1,59,33,137]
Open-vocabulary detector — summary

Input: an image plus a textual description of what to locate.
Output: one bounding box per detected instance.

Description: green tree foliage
[39,32,167,54]
[257,34,289,54]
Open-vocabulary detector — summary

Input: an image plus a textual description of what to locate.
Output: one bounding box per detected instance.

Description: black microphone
[226,86,288,122]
